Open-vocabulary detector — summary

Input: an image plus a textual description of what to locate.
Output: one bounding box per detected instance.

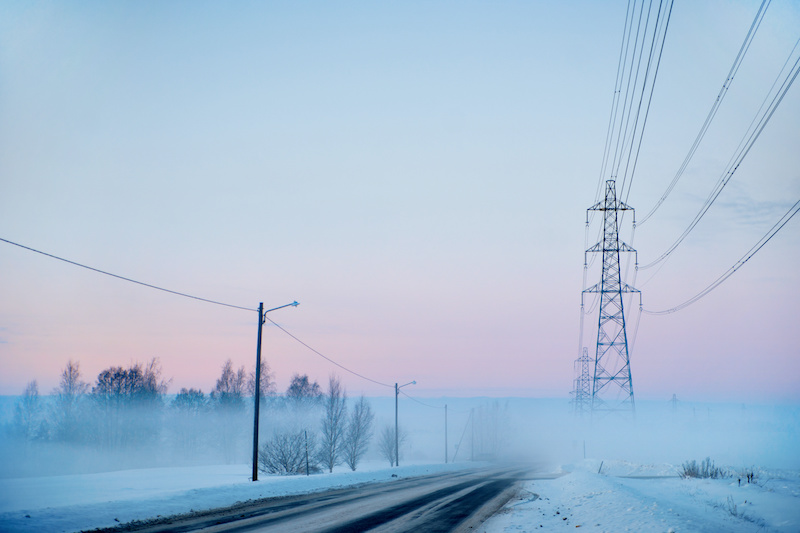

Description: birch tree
[342,395,374,471]
[319,375,347,473]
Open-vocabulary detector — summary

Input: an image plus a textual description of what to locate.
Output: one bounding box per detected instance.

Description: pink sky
[1,1,798,402]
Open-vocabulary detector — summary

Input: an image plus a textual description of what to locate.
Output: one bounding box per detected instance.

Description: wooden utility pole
[252,302,264,482]
[445,404,448,463]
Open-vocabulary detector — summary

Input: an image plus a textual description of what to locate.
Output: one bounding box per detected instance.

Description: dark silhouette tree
[286,374,322,400]
[171,388,207,458]
[211,359,247,409]
[91,359,169,448]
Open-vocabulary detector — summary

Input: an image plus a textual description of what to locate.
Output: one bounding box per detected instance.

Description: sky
[1,0,798,402]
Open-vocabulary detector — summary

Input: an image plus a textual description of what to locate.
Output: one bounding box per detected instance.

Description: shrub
[259,429,320,475]
[680,457,726,479]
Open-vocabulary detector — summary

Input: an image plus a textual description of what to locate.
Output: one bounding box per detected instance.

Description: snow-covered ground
[2,398,798,532]
[2,459,798,533]
[482,460,800,533]
[0,460,475,532]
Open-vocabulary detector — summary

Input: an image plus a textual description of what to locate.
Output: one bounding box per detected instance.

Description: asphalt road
[104,466,533,533]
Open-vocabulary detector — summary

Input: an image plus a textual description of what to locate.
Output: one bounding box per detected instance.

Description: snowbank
[483,461,800,533]
[0,460,477,533]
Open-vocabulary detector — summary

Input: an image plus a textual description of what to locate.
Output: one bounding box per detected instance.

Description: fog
[1,394,797,480]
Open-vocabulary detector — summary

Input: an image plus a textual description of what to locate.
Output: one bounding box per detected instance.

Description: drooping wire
[644,198,800,315]
[638,0,772,224]
[399,389,444,410]
[640,44,800,270]
[594,0,673,226]
[609,0,652,184]
[595,0,636,209]
[0,237,256,312]
[263,316,393,389]
[613,0,657,184]
[451,409,473,462]
[620,0,674,205]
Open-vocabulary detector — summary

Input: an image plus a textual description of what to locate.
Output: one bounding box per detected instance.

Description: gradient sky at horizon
[1,0,798,402]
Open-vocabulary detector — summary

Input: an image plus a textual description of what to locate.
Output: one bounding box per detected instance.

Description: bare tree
[259,429,320,475]
[171,388,207,458]
[342,396,374,471]
[211,359,248,463]
[378,425,408,467]
[13,380,44,441]
[319,375,347,473]
[91,358,169,448]
[211,359,247,409]
[247,360,277,399]
[51,360,89,442]
[285,374,323,409]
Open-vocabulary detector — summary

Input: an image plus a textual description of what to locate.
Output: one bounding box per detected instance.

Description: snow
[2,460,798,533]
[2,398,798,532]
[482,460,800,533]
[0,460,475,532]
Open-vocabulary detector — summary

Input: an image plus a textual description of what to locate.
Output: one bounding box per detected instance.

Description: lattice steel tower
[584,180,640,413]
[571,347,592,415]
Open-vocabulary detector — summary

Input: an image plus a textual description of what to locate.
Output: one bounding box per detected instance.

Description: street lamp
[252,301,299,482]
[395,380,415,467]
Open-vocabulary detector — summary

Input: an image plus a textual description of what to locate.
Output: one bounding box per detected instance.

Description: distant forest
[4,359,382,477]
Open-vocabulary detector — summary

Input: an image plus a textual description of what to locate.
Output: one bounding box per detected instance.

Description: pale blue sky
[1,0,798,401]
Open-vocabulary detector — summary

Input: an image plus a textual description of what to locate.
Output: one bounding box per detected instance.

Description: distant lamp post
[395,380,416,467]
[252,301,299,482]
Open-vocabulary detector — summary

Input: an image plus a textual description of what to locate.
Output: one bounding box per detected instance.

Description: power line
[595,0,636,207]
[399,389,443,409]
[263,316,393,389]
[620,0,674,205]
[1,236,401,390]
[640,43,800,270]
[593,0,673,220]
[644,198,800,315]
[0,237,255,312]
[638,0,771,224]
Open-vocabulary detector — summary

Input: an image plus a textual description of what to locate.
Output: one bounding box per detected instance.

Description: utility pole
[252,301,298,482]
[305,430,310,476]
[394,380,415,467]
[585,180,640,414]
[444,404,448,464]
[470,407,474,461]
[252,303,264,482]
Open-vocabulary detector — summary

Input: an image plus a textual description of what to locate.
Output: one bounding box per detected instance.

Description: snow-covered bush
[680,457,726,479]
[258,429,321,475]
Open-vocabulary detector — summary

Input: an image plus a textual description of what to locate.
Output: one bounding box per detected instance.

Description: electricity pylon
[571,347,592,415]
[584,180,640,413]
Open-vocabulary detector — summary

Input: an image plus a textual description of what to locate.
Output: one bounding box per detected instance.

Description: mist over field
[2,392,797,480]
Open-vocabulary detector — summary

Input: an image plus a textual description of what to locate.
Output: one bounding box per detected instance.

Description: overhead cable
[638,0,772,224]
[399,389,444,409]
[0,237,255,312]
[640,44,800,270]
[620,0,675,204]
[644,198,800,315]
[595,0,637,207]
[264,316,393,389]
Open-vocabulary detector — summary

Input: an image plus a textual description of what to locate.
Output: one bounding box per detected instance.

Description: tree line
[8,359,400,474]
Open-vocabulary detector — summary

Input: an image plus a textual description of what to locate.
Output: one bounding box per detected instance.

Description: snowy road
[102,466,540,533]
